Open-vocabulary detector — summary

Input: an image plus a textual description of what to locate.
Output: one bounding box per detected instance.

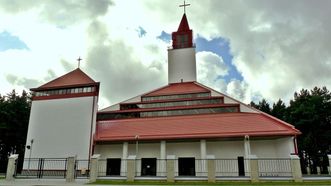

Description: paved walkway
[0,179,89,186]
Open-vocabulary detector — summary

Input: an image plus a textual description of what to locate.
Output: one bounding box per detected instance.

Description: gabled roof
[177,13,191,32]
[143,82,210,97]
[31,68,97,91]
[95,112,301,142]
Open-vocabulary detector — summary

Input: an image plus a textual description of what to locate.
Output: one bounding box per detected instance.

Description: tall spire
[171,13,193,49]
[177,13,190,32]
[168,5,196,84]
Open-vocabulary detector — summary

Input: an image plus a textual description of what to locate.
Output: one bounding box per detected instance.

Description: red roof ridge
[259,112,301,134]
[32,68,97,90]
[97,112,257,124]
[143,81,210,97]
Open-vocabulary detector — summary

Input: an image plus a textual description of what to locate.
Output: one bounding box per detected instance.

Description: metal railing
[258,159,292,177]
[98,159,127,177]
[17,158,67,178]
[75,160,90,178]
[215,159,250,177]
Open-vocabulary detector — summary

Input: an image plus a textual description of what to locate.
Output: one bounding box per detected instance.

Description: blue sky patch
[157,31,171,43]
[195,36,243,83]
[136,26,147,38]
[156,31,243,83]
[0,31,29,51]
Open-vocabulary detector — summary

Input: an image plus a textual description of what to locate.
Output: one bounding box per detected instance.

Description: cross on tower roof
[179,0,190,14]
[77,56,82,68]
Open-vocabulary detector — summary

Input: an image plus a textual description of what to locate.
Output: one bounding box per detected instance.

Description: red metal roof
[95,113,301,142]
[32,68,97,91]
[143,82,210,97]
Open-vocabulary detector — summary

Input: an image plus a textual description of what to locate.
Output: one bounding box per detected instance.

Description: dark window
[237,156,245,176]
[106,158,121,176]
[178,158,195,176]
[141,158,157,176]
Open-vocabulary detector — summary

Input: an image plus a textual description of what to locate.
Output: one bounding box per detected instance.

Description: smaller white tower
[23,68,99,164]
[168,13,196,83]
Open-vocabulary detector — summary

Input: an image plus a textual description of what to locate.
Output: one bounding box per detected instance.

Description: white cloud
[1,0,331,107]
[197,51,228,93]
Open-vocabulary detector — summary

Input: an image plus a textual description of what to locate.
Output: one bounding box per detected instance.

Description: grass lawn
[92,180,331,185]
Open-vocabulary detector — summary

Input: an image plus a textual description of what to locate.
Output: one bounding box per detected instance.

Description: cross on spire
[179,0,190,14]
[77,56,82,68]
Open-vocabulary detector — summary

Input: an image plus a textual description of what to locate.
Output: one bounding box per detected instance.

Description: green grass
[91,180,331,185]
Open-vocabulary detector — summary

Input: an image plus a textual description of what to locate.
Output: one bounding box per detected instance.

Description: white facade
[94,136,295,176]
[95,138,295,160]
[168,47,196,83]
[24,96,98,163]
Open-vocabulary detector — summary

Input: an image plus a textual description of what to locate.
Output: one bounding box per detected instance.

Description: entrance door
[237,156,245,176]
[106,158,121,176]
[178,157,195,176]
[141,158,157,176]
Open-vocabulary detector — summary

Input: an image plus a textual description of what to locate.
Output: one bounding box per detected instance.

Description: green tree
[250,98,272,114]
[271,99,287,121]
[287,87,331,173]
[0,90,31,173]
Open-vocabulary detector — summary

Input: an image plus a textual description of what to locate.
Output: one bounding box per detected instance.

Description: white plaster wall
[250,139,278,158]
[207,141,245,158]
[168,47,196,83]
[276,137,295,158]
[128,143,160,158]
[167,142,200,158]
[94,144,123,159]
[24,96,97,163]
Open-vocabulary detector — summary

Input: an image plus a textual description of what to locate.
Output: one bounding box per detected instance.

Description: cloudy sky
[1,0,331,109]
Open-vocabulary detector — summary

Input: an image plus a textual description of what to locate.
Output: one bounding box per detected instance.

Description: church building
[24,12,301,178]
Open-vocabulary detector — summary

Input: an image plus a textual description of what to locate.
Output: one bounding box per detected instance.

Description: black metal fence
[15,158,67,179]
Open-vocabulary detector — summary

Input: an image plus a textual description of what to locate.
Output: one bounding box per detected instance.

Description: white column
[159,141,166,176]
[200,139,207,176]
[244,136,251,175]
[244,135,251,158]
[121,142,128,176]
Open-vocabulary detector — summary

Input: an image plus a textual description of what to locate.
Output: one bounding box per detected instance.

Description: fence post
[207,155,215,183]
[5,154,19,181]
[249,155,259,182]
[290,155,302,182]
[126,155,136,182]
[66,156,76,182]
[166,155,175,182]
[89,154,100,183]
[328,154,331,175]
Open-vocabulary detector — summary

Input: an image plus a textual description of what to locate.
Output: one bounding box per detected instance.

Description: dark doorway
[237,156,245,176]
[178,157,195,176]
[106,158,121,176]
[141,158,157,176]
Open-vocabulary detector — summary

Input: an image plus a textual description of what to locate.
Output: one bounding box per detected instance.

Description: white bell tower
[168,13,196,83]
[23,68,99,162]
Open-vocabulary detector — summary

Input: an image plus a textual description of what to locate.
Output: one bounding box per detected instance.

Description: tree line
[250,87,331,173]
[0,87,330,173]
[0,90,31,173]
